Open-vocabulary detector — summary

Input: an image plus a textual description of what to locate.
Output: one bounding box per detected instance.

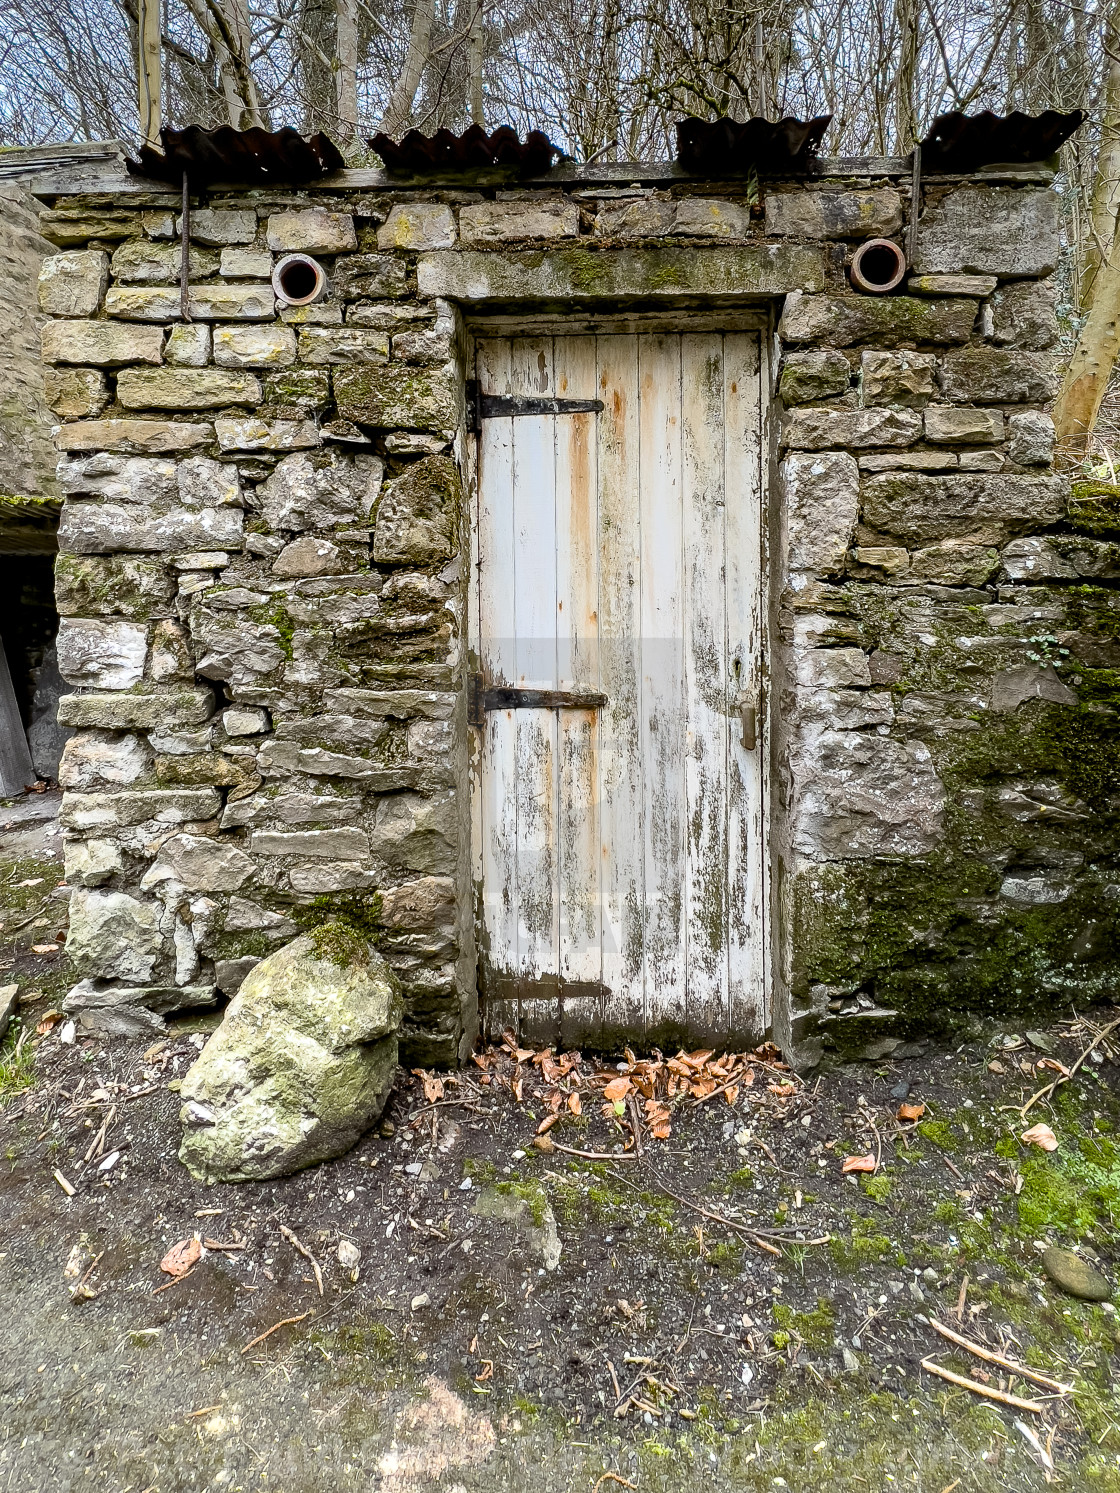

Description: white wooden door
[470,331,767,1048]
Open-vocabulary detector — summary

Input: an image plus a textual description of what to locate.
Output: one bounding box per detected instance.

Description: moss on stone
[1069,480,1120,539]
[307,918,371,970]
[773,1297,836,1350]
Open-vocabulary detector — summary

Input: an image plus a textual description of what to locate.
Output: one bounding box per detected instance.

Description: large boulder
[178,926,403,1183]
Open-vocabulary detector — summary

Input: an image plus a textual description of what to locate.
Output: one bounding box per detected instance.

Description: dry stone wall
[32,161,1119,1065]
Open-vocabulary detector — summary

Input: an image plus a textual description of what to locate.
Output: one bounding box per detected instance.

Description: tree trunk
[376,0,435,136]
[335,0,359,139]
[468,0,485,127]
[893,0,920,152]
[1081,4,1120,307]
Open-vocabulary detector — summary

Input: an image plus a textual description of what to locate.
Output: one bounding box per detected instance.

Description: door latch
[738,699,758,751]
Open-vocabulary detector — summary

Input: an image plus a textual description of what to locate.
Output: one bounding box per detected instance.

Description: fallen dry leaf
[536,1112,560,1136]
[724,1085,740,1107]
[898,1102,926,1121]
[31,944,59,955]
[603,1077,632,1103]
[988,1060,1006,1074]
[841,1154,877,1174]
[769,1082,797,1097]
[35,1010,61,1035]
[568,1093,582,1116]
[412,1068,444,1103]
[160,1237,202,1277]
[1021,1122,1058,1152]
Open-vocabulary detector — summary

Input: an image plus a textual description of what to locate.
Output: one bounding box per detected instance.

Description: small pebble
[1042,1246,1112,1302]
[889,1081,910,1101]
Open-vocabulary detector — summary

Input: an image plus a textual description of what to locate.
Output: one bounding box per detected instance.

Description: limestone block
[56,618,147,689]
[280,302,342,325]
[55,554,176,620]
[782,407,921,450]
[923,406,1004,444]
[765,188,902,238]
[459,199,579,244]
[178,931,402,1182]
[592,199,675,237]
[419,244,828,301]
[799,688,895,729]
[223,706,269,736]
[64,838,124,886]
[42,319,163,367]
[38,250,108,316]
[861,472,1067,545]
[989,280,1058,349]
[671,198,752,237]
[860,351,936,408]
[906,273,997,296]
[212,957,260,995]
[372,454,460,563]
[59,502,244,555]
[378,874,456,934]
[905,540,999,586]
[1008,410,1055,466]
[334,361,458,432]
[849,546,910,579]
[915,187,1059,277]
[225,896,296,932]
[257,739,418,786]
[372,790,457,874]
[105,284,275,320]
[54,419,214,454]
[266,210,357,253]
[181,209,258,245]
[332,254,409,299]
[192,610,287,688]
[795,647,871,687]
[778,292,976,347]
[220,248,272,278]
[148,618,194,682]
[66,888,165,982]
[117,368,262,410]
[322,688,456,719]
[145,832,254,891]
[213,324,297,369]
[43,368,110,420]
[272,536,343,577]
[57,688,215,730]
[958,451,1005,471]
[258,450,382,530]
[154,752,259,789]
[149,726,212,755]
[110,240,218,282]
[59,453,178,504]
[215,418,320,452]
[392,324,453,365]
[142,212,175,238]
[61,787,222,832]
[794,733,945,858]
[991,664,1078,711]
[262,367,332,415]
[297,327,389,364]
[377,204,456,252]
[939,347,1055,403]
[178,456,243,507]
[1000,535,1078,581]
[251,828,369,858]
[166,324,212,367]
[38,210,139,245]
[859,451,957,472]
[779,350,850,405]
[58,729,153,791]
[782,451,859,574]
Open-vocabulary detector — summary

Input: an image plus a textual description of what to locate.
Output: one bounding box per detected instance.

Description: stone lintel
[417,244,828,302]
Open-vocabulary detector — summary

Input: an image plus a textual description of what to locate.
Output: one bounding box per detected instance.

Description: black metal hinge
[468,672,607,724]
[466,381,604,434]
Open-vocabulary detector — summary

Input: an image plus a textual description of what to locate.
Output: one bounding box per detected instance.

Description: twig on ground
[609,1168,787,1256]
[152,1267,195,1294]
[407,1098,485,1124]
[240,1309,315,1355]
[942,1156,965,1181]
[921,1357,1047,1413]
[954,1276,969,1322]
[533,1135,637,1161]
[627,1094,644,1158]
[279,1224,323,1296]
[1021,1015,1120,1118]
[592,1473,636,1492]
[927,1318,1071,1393]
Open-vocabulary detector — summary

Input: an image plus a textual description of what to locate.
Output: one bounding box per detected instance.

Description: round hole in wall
[272,253,328,306]
[849,238,907,295]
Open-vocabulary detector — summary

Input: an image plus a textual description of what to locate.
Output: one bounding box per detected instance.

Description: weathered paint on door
[470,332,767,1048]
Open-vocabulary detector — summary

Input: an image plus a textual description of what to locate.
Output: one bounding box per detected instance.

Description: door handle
[739,700,758,751]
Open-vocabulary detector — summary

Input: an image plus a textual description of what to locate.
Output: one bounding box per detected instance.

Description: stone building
[29,136,1120,1067]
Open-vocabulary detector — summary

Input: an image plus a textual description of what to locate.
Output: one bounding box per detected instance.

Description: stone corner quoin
[36,169,1109,1067]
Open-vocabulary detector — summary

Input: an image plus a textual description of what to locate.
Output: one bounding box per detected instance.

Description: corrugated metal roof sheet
[675,116,833,175]
[370,124,559,176]
[127,125,344,186]
[919,109,1085,173]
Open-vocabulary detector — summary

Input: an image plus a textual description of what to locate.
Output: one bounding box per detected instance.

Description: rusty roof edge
[29,153,1059,199]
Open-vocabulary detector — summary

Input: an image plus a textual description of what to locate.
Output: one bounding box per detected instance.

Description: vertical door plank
[553,335,603,1040]
[724,333,767,1038]
[509,338,560,1007]
[474,338,519,1036]
[638,333,686,1036]
[595,335,645,1039]
[680,332,730,1039]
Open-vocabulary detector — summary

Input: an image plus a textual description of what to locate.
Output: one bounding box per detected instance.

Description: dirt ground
[1,798,1120,1492]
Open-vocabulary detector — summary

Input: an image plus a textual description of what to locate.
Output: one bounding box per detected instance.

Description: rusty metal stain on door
[471,331,767,1050]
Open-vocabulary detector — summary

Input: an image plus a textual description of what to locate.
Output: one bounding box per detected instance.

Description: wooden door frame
[462,308,782,1049]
